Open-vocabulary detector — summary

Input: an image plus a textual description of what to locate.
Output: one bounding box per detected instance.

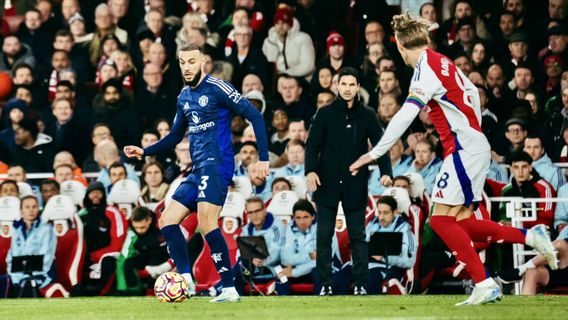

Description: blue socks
[161,225,191,274]
[205,228,235,288]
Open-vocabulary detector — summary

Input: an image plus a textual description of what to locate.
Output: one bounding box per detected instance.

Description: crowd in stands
[1,0,568,297]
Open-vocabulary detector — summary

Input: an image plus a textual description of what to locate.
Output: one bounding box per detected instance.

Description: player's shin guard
[458,217,526,244]
[429,215,488,284]
[205,228,235,288]
[161,225,191,274]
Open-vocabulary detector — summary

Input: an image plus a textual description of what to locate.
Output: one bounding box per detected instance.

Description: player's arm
[350,57,440,174]
[218,81,270,175]
[124,106,188,159]
[349,102,421,174]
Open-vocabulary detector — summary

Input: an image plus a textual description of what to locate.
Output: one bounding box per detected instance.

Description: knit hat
[273,7,293,26]
[326,31,344,52]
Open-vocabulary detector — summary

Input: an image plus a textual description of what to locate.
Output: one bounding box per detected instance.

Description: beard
[184,68,202,87]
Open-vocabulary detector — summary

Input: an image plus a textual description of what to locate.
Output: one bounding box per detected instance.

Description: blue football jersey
[144,74,269,172]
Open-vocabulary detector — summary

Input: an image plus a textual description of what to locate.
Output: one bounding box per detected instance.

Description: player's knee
[159,213,175,229]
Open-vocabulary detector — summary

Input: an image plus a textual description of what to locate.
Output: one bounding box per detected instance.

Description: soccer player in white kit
[350,12,558,305]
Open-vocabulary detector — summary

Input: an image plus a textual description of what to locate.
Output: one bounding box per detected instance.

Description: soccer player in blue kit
[124,44,269,303]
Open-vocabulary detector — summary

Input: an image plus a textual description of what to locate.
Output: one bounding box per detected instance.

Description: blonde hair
[391,11,430,49]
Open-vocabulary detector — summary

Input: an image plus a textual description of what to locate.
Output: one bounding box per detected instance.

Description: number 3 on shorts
[199,176,209,191]
[437,172,449,189]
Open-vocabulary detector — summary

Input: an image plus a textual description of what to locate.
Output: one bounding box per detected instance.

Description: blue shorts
[172,165,233,210]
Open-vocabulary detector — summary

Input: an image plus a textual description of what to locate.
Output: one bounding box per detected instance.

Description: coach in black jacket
[305,67,392,295]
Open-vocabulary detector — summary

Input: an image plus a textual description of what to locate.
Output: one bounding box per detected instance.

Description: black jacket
[305,97,392,209]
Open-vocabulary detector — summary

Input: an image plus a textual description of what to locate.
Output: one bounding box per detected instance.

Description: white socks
[182,273,194,285]
[518,260,536,276]
[476,277,497,288]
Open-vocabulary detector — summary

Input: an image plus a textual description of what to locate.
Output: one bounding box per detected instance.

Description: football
[154,272,190,303]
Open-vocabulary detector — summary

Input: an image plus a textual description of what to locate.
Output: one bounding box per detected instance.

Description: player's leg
[521,266,550,295]
[159,199,192,287]
[429,152,501,305]
[343,206,368,294]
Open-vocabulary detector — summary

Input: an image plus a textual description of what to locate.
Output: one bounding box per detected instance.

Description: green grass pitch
[0,295,566,320]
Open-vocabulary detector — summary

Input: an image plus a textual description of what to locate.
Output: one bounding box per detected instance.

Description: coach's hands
[255,161,270,179]
[307,172,321,192]
[124,145,144,160]
[349,154,373,176]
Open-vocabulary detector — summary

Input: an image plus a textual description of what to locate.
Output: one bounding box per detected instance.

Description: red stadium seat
[0,197,20,275]
[192,241,220,292]
[107,179,141,219]
[41,195,87,297]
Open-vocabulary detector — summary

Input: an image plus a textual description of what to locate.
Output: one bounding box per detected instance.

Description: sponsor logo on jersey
[189,121,215,133]
[198,95,208,107]
[191,111,200,124]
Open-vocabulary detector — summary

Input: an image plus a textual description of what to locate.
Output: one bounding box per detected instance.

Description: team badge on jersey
[198,95,208,107]
[191,111,200,124]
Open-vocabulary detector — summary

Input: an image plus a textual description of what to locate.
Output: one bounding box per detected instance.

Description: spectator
[365,196,417,294]
[135,63,176,129]
[0,180,19,197]
[164,138,192,182]
[277,199,319,295]
[68,13,89,44]
[60,0,81,23]
[248,160,273,201]
[52,151,88,186]
[377,94,401,127]
[446,17,479,59]
[269,109,289,156]
[287,119,308,142]
[318,31,355,73]
[53,164,74,184]
[0,35,36,72]
[477,85,499,147]
[262,7,315,78]
[83,124,114,173]
[228,24,268,92]
[87,3,128,66]
[523,136,566,191]
[17,8,53,66]
[11,118,54,173]
[107,162,128,192]
[501,33,533,81]
[6,196,57,295]
[115,207,169,294]
[143,9,177,63]
[406,139,442,195]
[486,63,515,118]
[234,141,259,177]
[275,75,316,126]
[109,49,135,91]
[499,150,556,228]
[241,73,264,95]
[494,118,528,164]
[274,139,305,179]
[470,41,491,73]
[39,180,60,208]
[511,64,535,100]
[140,161,169,203]
[271,177,292,195]
[378,69,402,103]
[94,139,139,188]
[93,79,141,149]
[369,139,412,196]
[232,197,284,294]
[44,98,91,164]
[315,90,335,109]
[78,182,128,295]
[154,118,170,139]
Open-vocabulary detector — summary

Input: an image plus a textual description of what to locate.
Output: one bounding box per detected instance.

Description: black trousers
[316,203,368,288]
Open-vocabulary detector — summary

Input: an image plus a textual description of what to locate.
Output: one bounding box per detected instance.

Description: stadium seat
[17,182,34,198]
[108,179,141,219]
[405,172,431,217]
[365,194,378,225]
[380,187,419,293]
[0,196,20,275]
[335,203,351,265]
[286,175,308,199]
[60,180,87,207]
[232,176,253,199]
[266,190,299,225]
[192,241,221,293]
[219,192,245,265]
[41,195,86,298]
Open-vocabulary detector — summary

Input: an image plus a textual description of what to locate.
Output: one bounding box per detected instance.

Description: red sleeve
[486,179,506,197]
[532,179,556,228]
[90,206,128,263]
